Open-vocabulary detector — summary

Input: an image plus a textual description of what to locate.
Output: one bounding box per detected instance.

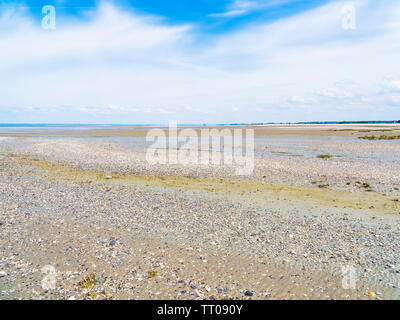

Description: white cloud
[109,104,125,111]
[209,0,255,17]
[209,10,248,18]
[1,0,400,123]
[209,0,297,18]
[389,81,400,91]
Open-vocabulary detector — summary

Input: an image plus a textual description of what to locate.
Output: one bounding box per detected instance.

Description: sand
[0,125,399,300]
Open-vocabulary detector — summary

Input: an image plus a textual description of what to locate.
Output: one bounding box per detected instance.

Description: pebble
[244,290,253,297]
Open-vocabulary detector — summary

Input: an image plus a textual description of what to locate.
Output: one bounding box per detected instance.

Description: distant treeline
[225,120,400,126]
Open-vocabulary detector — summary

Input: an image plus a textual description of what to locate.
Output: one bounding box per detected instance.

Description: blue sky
[1,0,400,123]
[1,0,334,44]
[3,1,330,26]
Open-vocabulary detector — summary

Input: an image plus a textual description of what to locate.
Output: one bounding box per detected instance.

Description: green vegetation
[317,154,332,159]
[78,273,106,288]
[147,270,158,278]
[78,273,97,288]
[333,129,400,133]
[88,292,97,299]
[359,135,400,140]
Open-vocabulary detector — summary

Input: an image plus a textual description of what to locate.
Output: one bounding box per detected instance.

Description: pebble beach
[0,124,399,300]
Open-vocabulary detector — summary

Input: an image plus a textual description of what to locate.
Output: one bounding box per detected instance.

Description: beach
[0,124,399,300]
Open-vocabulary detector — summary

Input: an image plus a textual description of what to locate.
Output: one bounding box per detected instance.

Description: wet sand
[1,124,400,138]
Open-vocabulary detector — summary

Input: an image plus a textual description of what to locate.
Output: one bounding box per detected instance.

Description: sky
[0,0,400,124]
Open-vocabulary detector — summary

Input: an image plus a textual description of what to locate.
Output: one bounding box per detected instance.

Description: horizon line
[1,120,400,127]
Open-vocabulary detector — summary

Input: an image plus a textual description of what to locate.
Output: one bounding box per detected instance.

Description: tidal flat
[0,124,399,300]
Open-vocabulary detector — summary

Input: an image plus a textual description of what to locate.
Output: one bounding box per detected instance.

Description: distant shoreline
[0,120,399,127]
[1,123,400,138]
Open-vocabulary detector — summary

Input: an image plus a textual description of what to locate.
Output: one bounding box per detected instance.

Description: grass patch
[359,135,400,140]
[147,270,158,278]
[78,274,97,289]
[317,154,332,159]
[88,292,97,299]
[333,129,399,133]
[78,274,106,289]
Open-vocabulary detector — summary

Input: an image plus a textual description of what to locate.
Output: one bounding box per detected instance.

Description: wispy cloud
[208,0,299,18]
[209,0,258,17]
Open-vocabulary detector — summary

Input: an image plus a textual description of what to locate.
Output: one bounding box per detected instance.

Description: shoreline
[1,124,400,138]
